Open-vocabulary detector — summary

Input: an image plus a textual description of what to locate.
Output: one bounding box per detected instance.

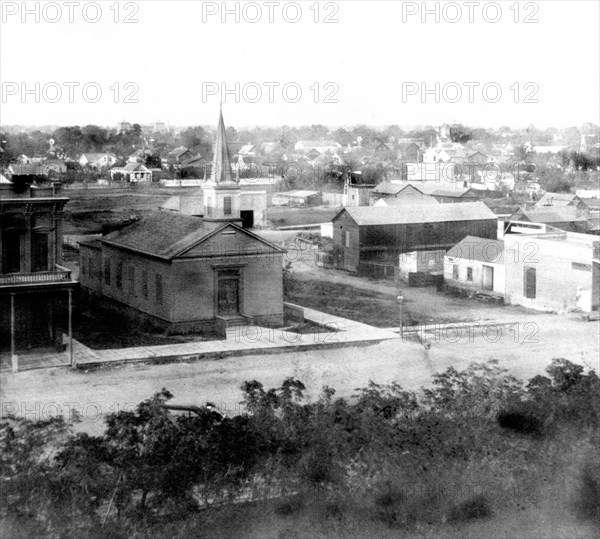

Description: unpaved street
[1,316,597,436]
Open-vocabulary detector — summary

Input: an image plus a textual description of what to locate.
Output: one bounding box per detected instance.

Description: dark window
[81,256,87,278]
[116,262,123,289]
[32,233,49,272]
[2,231,22,274]
[156,274,163,304]
[104,258,111,285]
[453,264,459,280]
[206,197,213,216]
[466,267,473,281]
[524,267,536,299]
[141,270,148,298]
[224,196,232,215]
[128,267,135,295]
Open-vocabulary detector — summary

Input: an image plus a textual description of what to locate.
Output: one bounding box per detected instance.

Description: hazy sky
[1,0,599,129]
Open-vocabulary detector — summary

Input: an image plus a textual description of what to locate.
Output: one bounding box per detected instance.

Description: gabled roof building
[79,110,284,335]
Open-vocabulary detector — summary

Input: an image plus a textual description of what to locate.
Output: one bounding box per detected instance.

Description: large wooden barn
[331,202,498,273]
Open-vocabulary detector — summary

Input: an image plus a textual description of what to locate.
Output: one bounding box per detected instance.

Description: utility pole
[397,295,404,340]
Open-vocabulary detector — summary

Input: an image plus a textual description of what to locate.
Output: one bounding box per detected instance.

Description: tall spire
[210,107,235,184]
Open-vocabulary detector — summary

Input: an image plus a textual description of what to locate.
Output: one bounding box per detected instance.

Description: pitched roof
[102,213,215,258]
[415,183,476,198]
[535,192,578,207]
[446,236,504,264]
[238,144,256,155]
[102,212,282,259]
[373,182,422,195]
[338,201,497,226]
[168,147,190,158]
[512,206,589,224]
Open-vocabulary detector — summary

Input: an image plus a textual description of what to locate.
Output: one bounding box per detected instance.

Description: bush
[574,456,600,525]
[447,495,492,523]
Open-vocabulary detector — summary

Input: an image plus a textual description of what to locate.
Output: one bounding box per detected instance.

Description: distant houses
[535,192,589,213]
[110,163,153,182]
[294,140,342,155]
[79,153,118,169]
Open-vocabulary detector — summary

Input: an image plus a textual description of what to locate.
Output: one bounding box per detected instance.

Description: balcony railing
[0,267,72,286]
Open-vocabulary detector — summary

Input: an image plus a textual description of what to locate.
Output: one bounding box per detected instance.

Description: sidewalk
[75,305,398,369]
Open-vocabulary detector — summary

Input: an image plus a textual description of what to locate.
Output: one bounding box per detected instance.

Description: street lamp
[397,295,404,340]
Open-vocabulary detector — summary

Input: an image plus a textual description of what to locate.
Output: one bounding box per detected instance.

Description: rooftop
[102,212,216,259]
[339,201,497,226]
[446,236,504,264]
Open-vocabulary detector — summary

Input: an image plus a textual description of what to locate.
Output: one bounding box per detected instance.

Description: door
[240,210,254,229]
[217,272,240,316]
[482,265,494,291]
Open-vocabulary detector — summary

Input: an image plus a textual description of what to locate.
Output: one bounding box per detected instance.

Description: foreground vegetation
[1,359,599,538]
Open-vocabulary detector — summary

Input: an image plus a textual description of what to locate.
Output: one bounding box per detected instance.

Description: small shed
[444,236,505,296]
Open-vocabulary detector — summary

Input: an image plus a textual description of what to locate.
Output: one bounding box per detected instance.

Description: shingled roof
[337,201,497,226]
[102,213,215,259]
[102,212,283,259]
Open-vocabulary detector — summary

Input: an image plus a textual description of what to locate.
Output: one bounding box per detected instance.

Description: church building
[160,111,272,228]
[79,110,284,335]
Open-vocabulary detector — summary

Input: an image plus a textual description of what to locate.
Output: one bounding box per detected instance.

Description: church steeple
[210,106,236,184]
[203,108,242,223]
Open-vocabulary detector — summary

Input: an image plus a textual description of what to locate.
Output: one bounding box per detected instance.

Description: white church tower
[203,108,242,223]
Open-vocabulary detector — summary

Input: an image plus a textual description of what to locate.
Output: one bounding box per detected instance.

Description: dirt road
[1,316,597,435]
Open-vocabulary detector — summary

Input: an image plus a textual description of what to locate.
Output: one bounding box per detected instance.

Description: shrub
[574,455,600,525]
[497,410,545,437]
[447,494,492,523]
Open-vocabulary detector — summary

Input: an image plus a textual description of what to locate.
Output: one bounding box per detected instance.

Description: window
[81,256,87,279]
[345,231,350,248]
[128,266,135,295]
[116,262,123,289]
[466,267,473,282]
[156,274,163,304]
[524,267,536,299]
[32,233,49,272]
[452,264,459,280]
[1,231,22,274]
[141,270,148,298]
[103,257,111,285]
[206,197,213,216]
[224,196,232,215]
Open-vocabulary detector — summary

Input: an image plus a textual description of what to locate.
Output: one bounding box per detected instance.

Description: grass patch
[284,277,411,327]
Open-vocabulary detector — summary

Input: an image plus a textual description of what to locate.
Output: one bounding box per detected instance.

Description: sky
[1,0,599,129]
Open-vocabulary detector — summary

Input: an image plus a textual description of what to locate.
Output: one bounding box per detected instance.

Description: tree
[181,126,208,150]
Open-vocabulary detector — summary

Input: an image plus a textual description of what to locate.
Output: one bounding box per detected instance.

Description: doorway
[217,270,240,316]
[240,210,254,229]
[482,265,494,291]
